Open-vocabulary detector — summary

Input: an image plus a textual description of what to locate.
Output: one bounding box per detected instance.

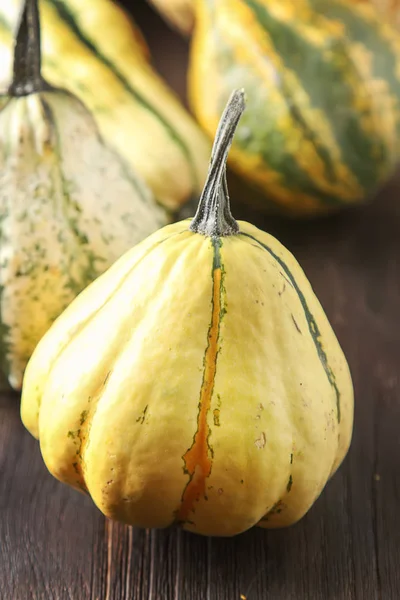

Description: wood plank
[0,393,105,600]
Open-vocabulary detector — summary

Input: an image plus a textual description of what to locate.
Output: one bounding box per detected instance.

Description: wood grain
[1,1,400,598]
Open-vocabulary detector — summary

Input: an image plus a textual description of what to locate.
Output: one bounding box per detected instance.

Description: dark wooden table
[1,2,400,598]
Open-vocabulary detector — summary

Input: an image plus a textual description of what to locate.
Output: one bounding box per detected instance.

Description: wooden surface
[1,2,400,598]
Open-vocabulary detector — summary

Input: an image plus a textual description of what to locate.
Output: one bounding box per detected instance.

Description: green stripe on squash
[241,232,341,423]
[244,0,389,191]
[47,0,199,190]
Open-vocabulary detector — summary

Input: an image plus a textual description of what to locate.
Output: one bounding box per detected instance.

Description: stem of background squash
[189,89,246,237]
[9,0,50,97]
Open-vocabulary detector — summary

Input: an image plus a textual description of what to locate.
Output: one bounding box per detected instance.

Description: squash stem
[190,89,246,237]
[9,0,49,97]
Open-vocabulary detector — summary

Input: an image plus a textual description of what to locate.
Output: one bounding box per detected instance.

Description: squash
[148,0,195,35]
[149,0,400,33]
[187,0,400,217]
[0,0,166,390]
[0,0,211,212]
[362,0,400,29]
[21,89,354,537]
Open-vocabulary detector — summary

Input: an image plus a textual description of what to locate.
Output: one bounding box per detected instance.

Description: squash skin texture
[364,0,400,29]
[188,0,400,216]
[0,89,166,390]
[0,0,211,211]
[21,219,353,537]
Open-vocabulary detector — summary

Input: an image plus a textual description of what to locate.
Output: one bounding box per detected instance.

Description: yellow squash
[21,91,354,537]
[0,0,210,211]
[0,0,166,390]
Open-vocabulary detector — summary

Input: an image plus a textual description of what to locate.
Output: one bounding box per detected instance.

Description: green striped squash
[0,0,211,212]
[189,0,400,217]
[0,0,167,390]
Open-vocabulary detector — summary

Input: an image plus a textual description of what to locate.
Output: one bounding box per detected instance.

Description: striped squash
[21,91,354,536]
[0,0,211,212]
[188,0,400,216]
[0,0,166,390]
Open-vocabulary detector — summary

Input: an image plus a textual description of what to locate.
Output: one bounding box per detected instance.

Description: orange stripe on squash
[178,265,222,522]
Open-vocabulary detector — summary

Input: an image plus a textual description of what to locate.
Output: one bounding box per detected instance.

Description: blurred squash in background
[150,0,400,217]
[361,0,400,28]
[148,0,400,33]
[0,0,211,213]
